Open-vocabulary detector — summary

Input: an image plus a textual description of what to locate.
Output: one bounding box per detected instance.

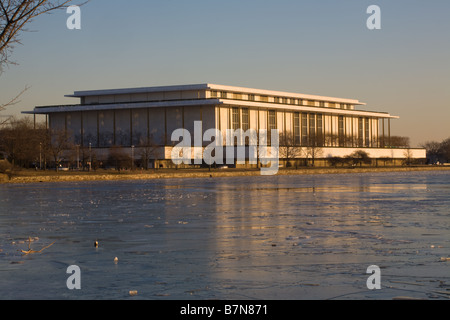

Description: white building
[24,83,426,167]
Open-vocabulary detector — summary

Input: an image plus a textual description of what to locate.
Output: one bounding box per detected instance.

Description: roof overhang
[23,98,398,119]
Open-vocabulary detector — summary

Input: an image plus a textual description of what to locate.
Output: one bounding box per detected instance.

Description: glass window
[365,118,370,147]
[309,114,316,146]
[301,114,308,146]
[338,116,345,147]
[241,108,249,132]
[232,107,240,130]
[268,110,276,129]
[294,112,300,145]
[358,118,364,147]
[317,114,323,146]
[268,110,277,145]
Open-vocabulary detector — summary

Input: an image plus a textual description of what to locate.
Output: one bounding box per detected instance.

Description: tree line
[421,138,450,164]
[0,117,161,173]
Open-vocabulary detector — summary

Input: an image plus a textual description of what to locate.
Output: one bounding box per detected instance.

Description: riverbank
[1,166,450,184]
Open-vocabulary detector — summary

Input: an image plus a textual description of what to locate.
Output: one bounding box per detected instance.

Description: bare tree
[439,138,450,163]
[420,138,450,164]
[0,86,28,124]
[279,131,303,168]
[108,146,131,171]
[346,150,372,167]
[44,128,73,169]
[305,145,323,167]
[388,136,410,148]
[403,149,413,166]
[304,133,323,167]
[139,135,161,170]
[0,0,86,120]
[0,116,44,167]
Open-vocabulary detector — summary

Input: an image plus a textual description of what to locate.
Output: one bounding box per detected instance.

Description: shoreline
[1,166,450,184]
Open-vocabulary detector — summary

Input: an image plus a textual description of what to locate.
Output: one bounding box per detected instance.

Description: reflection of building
[24,83,426,167]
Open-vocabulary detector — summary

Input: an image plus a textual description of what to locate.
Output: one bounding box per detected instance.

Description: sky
[1,0,449,147]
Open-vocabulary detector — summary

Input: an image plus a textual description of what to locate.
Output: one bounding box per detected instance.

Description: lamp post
[131,145,135,171]
[76,145,80,170]
[89,142,92,172]
[39,142,42,170]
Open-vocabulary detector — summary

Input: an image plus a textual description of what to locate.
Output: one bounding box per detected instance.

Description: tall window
[210,91,218,98]
[338,116,345,147]
[241,108,249,132]
[248,94,255,101]
[365,118,370,147]
[317,114,323,146]
[309,114,316,146]
[358,117,364,147]
[294,112,300,145]
[268,110,277,145]
[232,107,240,130]
[301,114,308,146]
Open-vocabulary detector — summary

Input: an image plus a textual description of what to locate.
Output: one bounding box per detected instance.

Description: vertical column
[147,108,150,143]
[388,118,391,147]
[182,106,185,129]
[130,109,133,147]
[97,111,100,147]
[351,117,355,147]
[80,111,84,147]
[164,108,167,146]
[113,110,116,146]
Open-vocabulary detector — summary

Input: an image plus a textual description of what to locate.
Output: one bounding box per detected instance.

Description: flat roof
[23,98,398,119]
[65,84,211,98]
[65,83,365,105]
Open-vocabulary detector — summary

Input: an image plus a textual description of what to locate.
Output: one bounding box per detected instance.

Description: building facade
[24,83,426,167]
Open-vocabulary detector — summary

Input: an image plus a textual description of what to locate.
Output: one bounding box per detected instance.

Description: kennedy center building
[24,83,426,167]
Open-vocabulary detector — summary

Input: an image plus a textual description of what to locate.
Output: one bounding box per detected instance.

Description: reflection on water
[0,171,449,300]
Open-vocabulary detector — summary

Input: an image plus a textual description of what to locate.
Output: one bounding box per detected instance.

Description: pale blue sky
[1,0,449,146]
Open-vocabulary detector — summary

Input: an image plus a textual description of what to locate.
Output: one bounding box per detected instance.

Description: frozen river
[1,171,449,300]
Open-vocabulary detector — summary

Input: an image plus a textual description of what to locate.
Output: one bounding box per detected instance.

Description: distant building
[24,83,426,167]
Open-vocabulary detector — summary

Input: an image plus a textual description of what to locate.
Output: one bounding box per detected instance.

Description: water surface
[1,171,449,300]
